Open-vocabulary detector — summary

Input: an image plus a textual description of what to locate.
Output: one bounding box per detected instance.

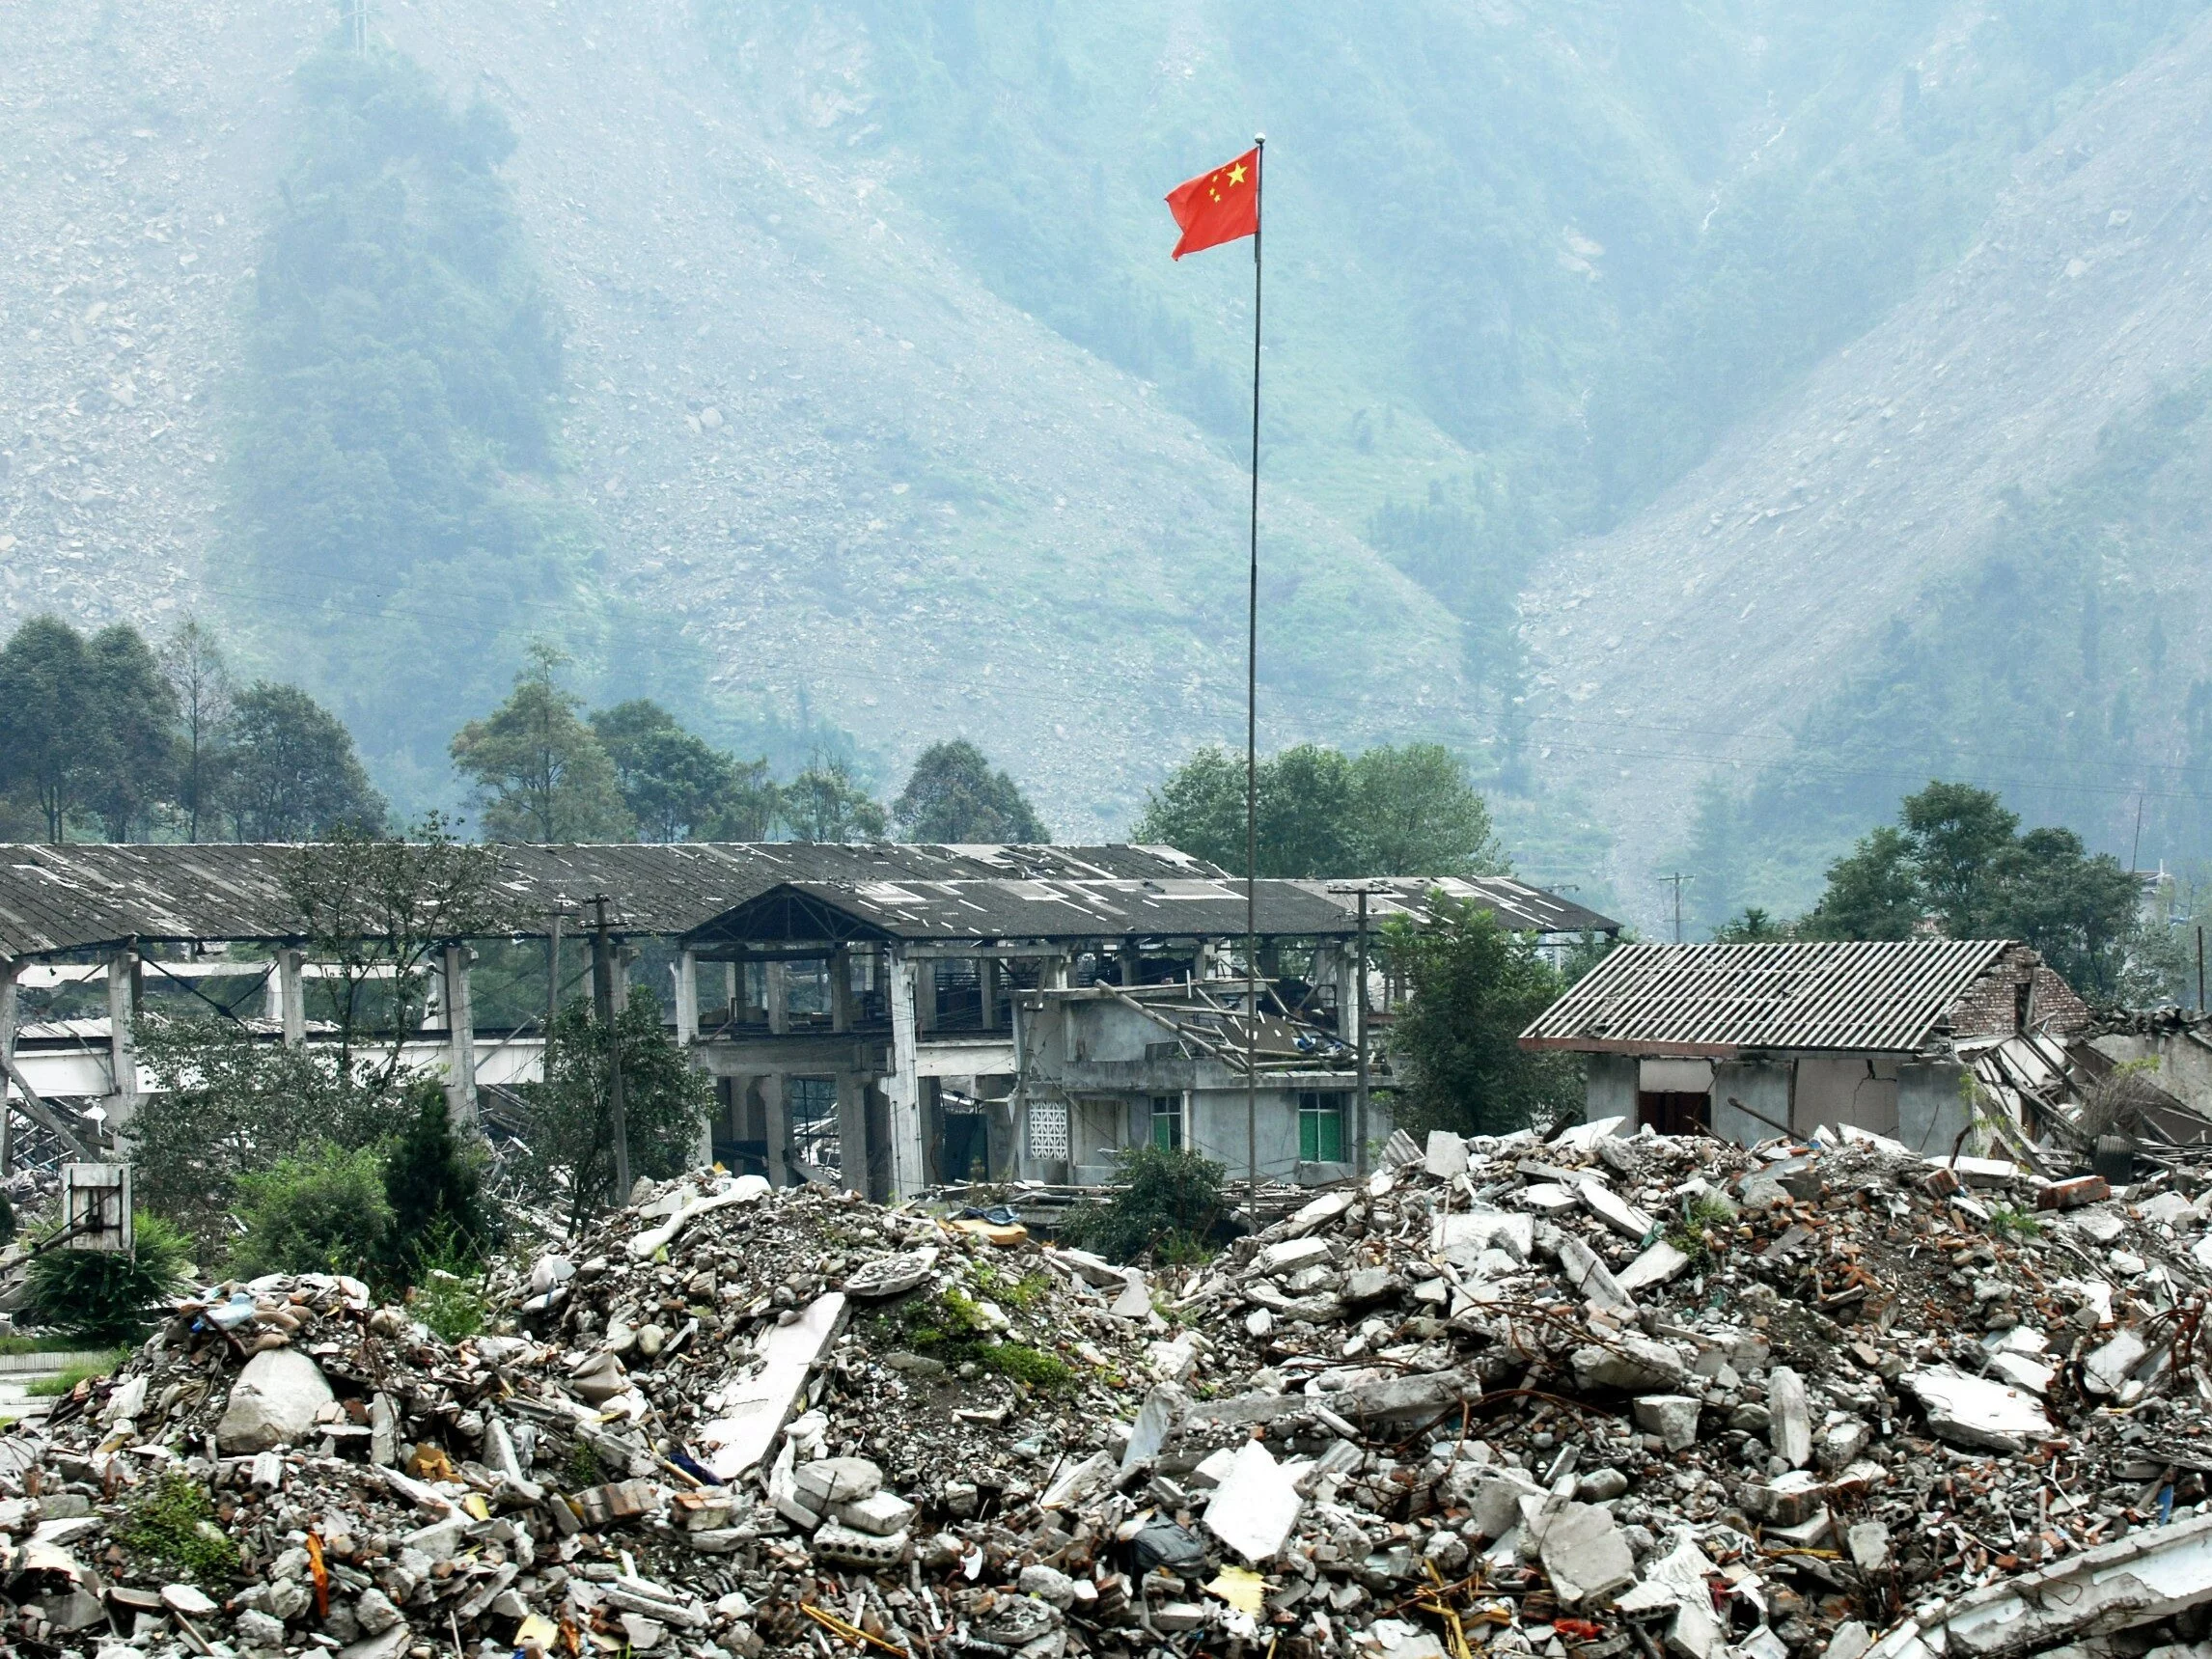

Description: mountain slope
[1522,9,2212,924]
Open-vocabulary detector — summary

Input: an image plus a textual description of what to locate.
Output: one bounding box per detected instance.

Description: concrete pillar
[1120,940,1142,987]
[724,961,739,1019]
[675,950,699,1045]
[0,958,15,1175]
[107,947,140,1135]
[263,948,307,1047]
[443,943,479,1128]
[831,948,853,1033]
[884,949,926,1198]
[915,960,938,1034]
[762,1074,789,1186]
[765,961,788,1035]
[836,1070,869,1196]
[1587,1053,1639,1125]
[979,957,999,1031]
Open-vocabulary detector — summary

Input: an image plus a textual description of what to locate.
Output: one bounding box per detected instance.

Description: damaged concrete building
[0,840,1617,1196]
[1520,938,2097,1153]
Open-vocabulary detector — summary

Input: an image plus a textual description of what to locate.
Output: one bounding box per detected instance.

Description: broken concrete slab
[1431,1208,1534,1263]
[1633,1394,1702,1452]
[2083,1328,2150,1396]
[1202,1439,1304,1564]
[1846,1521,1891,1573]
[1899,1366,2056,1454]
[1552,1230,1632,1310]
[1768,1366,1813,1469]
[694,1291,846,1480]
[1571,1335,1689,1392]
[1534,1501,1637,1606]
[1616,1238,1694,1293]
[1578,1177,1657,1240]
[1424,1131,1469,1177]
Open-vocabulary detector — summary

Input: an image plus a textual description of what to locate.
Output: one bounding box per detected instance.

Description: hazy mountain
[4,1,2208,880]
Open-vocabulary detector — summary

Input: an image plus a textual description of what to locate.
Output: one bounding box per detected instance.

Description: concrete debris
[14,1129,2212,1659]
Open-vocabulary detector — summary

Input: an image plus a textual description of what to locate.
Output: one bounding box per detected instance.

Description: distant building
[1519,938,2092,1152]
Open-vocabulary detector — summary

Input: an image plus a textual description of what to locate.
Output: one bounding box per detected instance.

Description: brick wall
[1947,943,2093,1040]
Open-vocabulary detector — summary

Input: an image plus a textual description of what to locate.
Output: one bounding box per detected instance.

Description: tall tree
[1349,743,1505,875]
[1801,781,2146,996]
[0,616,97,842]
[84,624,180,842]
[893,739,1049,843]
[590,700,774,842]
[450,646,633,843]
[1382,896,1581,1139]
[780,758,888,843]
[161,618,233,843]
[227,682,387,841]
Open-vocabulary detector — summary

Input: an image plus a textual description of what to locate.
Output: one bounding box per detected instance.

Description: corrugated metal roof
[1519,938,2015,1057]
[0,843,1225,959]
[1291,876,1620,936]
[683,875,1361,948]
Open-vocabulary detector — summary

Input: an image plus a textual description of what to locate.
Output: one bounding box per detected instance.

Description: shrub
[1056,1144,1227,1264]
[120,1469,239,1586]
[230,1143,394,1280]
[22,1213,191,1343]
[382,1085,492,1280]
[406,1220,488,1343]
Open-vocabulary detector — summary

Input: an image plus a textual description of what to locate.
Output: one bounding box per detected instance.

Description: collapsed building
[1520,939,2212,1162]
[0,842,1618,1195]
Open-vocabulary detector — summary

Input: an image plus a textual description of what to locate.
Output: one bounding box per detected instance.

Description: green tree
[451,646,633,843]
[515,988,713,1231]
[230,1144,395,1279]
[1382,895,1581,1139]
[85,623,180,842]
[161,618,233,843]
[381,1086,490,1273]
[892,739,1049,843]
[226,681,387,840]
[0,616,97,841]
[130,1015,406,1256]
[1801,782,2146,995]
[590,700,772,842]
[780,757,888,842]
[1349,743,1505,875]
[1131,743,1357,876]
[1713,907,1788,942]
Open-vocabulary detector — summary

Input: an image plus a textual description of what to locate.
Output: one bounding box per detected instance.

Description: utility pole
[1327,882,1375,1177]
[591,897,632,1203]
[2198,925,2205,1016]
[546,908,564,1034]
[1658,872,1694,945]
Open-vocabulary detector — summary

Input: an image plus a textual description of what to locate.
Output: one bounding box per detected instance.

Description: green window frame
[1149,1094,1183,1150]
[1298,1091,1345,1162]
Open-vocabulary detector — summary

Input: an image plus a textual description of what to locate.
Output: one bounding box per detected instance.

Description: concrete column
[266,949,306,1047]
[107,947,140,1135]
[0,958,16,1175]
[443,943,479,1128]
[762,1074,789,1186]
[765,961,788,1035]
[724,961,739,1019]
[1120,940,1142,987]
[884,949,926,1198]
[831,948,853,1034]
[915,960,938,1034]
[836,1071,869,1196]
[675,950,699,1045]
[979,957,999,1031]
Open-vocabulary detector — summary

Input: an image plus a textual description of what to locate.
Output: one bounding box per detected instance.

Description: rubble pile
[14,1123,2212,1659]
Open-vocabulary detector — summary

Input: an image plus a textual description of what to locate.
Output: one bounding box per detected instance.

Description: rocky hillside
[1523,9,2212,919]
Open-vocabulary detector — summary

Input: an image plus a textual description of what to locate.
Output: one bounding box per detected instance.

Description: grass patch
[26,1348,130,1397]
[1664,1195,1739,1272]
[565,1440,605,1489]
[867,1289,1076,1395]
[120,1469,240,1586]
[0,1334,109,1357]
[1985,1203,2043,1242]
[972,1264,1052,1311]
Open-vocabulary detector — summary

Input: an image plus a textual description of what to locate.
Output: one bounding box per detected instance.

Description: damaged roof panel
[1519,938,2015,1056]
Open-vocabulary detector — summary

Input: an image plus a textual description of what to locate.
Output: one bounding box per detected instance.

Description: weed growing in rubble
[121,1469,240,1587]
[1056,1144,1226,1263]
[1985,1203,2043,1242]
[25,1349,130,1398]
[971,1264,1051,1311]
[566,1441,605,1488]
[1665,1195,1739,1271]
[983,1342,1075,1393]
[408,1225,489,1343]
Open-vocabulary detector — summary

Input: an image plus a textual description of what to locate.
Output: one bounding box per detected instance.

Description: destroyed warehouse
[0,841,1617,1194]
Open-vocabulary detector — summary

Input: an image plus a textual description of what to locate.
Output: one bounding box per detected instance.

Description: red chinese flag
[1165,148,1259,260]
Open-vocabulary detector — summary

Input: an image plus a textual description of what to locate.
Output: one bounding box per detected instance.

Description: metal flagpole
[1245,134,1264,1219]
